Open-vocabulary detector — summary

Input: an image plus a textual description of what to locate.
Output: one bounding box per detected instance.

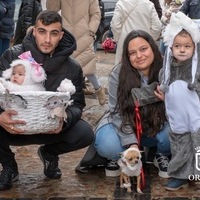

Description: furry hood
[160,12,200,92]
[3,51,46,85]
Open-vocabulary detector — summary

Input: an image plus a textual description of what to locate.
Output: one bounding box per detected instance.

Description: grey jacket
[95,64,137,146]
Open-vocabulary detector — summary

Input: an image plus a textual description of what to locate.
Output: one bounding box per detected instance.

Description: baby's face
[172,33,195,62]
[10,64,25,85]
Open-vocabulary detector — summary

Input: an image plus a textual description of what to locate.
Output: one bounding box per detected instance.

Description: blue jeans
[0,38,10,56]
[94,122,170,160]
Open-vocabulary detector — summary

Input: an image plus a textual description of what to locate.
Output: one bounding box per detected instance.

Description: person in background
[94,0,104,52]
[0,0,15,56]
[150,0,163,19]
[180,0,200,19]
[13,0,42,45]
[0,10,94,191]
[180,0,200,28]
[156,11,200,191]
[110,0,162,65]
[159,0,183,56]
[76,30,171,179]
[46,0,107,106]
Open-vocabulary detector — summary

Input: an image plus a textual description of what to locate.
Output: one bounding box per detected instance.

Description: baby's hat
[160,11,200,92]
[3,51,46,85]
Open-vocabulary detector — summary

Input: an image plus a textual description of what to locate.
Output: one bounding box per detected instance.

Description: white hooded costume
[160,12,200,179]
[0,52,46,92]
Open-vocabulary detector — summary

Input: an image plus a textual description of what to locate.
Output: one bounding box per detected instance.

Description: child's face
[172,33,195,62]
[10,64,25,85]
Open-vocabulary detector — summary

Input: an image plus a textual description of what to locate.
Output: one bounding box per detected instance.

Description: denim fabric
[95,122,171,160]
[0,38,9,56]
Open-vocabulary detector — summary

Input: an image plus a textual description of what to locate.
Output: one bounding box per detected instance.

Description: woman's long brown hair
[111,30,166,137]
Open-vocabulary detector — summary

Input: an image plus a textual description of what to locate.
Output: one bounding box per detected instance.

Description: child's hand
[154,85,165,101]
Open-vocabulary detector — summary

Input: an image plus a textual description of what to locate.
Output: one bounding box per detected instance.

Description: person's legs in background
[0,38,10,56]
[86,74,106,106]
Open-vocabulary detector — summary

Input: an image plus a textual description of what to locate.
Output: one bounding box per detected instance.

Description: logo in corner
[195,146,200,171]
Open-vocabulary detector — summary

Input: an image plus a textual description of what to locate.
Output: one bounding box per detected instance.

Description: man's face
[33,20,64,55]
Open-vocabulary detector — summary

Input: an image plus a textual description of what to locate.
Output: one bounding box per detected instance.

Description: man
[0,10,94,191]
[46,0,107,106]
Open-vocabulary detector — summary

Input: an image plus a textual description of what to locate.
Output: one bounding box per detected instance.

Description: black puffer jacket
[14,0,42,45]
[0,28,85,130]
[0,0,15,39]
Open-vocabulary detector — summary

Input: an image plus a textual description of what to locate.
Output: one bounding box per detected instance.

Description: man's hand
[0,110,26,134]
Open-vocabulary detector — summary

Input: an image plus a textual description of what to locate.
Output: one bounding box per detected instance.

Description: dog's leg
[120,173,124,188]
[123,174,132,193]
[136,175,143,194]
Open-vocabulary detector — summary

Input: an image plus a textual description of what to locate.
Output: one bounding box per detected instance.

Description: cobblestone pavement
[1,50,200,199]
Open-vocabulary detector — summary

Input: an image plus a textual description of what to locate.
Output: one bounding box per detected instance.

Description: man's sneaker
[105,160,121,177]
[0,160,19,191]
[165,178,188,191]
[153,153,170,178]
[38,146,62,179]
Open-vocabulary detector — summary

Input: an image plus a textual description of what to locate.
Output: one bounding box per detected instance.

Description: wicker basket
[0,91,71,134]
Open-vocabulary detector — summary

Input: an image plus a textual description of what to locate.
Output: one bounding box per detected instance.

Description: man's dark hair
[36,10,62,26]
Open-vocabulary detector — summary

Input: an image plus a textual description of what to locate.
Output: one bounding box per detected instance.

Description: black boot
[38,146,62,179]
[0,160,19,191]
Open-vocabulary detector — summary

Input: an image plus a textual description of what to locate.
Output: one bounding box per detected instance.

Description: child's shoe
[165,178,188,191]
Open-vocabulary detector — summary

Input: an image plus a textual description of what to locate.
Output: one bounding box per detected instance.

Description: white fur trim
[161,12,200,90]
[3,59,46,85]
[163,12,200,47]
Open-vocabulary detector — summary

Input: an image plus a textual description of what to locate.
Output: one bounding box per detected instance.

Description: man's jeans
[95,122,170,160]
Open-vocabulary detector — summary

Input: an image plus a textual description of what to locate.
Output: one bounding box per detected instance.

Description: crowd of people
[0,0,200,194]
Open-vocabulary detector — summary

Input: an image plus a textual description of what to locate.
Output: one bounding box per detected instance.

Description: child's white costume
[0,51,46,92]
[160,12,200,178]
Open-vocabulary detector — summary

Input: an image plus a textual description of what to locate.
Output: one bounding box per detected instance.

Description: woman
[110,0,162,65]
[77,30,171,179]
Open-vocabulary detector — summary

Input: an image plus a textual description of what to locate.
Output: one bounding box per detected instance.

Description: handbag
[102,38,116,53]
[131,82,161,107]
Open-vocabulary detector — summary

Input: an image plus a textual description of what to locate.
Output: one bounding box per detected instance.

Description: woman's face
[128,37,154,76]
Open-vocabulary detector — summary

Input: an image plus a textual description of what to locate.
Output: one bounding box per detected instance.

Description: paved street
[1,50,200,199]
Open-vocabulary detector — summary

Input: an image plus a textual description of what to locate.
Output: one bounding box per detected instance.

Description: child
[156,11,200,191]
[0,51,46,92]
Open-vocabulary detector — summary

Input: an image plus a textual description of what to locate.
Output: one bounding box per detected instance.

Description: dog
[118,147,143,193]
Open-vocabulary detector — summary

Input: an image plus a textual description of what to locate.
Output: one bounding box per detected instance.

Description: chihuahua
[118,147,143,193]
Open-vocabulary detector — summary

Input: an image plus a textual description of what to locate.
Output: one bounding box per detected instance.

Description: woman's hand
[154,85,165,101]
[0,110,26,134]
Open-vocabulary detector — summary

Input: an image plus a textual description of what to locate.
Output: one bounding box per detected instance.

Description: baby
[0,51,46,92]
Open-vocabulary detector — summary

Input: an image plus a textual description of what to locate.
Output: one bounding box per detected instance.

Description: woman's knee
[94,124,123,160]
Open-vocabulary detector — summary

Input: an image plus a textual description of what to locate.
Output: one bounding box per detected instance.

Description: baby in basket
[0,51,46,92]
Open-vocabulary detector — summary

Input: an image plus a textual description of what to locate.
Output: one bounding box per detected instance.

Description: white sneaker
[105,160,121,177]
[153,153,170,178]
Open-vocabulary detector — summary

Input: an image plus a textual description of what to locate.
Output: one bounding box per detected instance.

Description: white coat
[111,0,162,65]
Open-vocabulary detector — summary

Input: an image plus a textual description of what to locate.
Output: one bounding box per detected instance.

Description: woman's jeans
[95,122,170,160]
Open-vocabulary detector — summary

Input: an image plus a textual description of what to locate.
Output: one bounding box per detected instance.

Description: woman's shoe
[165,178,188,191]
[95,87,107,105]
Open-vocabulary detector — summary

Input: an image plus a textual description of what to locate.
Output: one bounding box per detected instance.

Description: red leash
[134,100,146,189]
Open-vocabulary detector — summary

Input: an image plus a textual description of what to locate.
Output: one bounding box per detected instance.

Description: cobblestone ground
[1,50,200,199]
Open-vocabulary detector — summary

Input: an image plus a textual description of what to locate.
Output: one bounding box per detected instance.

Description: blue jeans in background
[95,122,170,160]
[0,38,10,56]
